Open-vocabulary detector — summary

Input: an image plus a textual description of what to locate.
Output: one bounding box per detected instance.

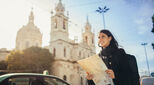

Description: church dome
[16,10,42,50]
[17,25,42,39]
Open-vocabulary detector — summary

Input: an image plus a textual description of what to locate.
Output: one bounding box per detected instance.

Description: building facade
[49,0,96,85]
[15,0,96,85]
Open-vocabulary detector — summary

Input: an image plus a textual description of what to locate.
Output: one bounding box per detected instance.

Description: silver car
[140,77,154,85]
[0,73,70,85]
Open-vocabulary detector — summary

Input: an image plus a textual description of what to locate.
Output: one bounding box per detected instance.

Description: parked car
[140,77,154,85]
[0,73,70,85]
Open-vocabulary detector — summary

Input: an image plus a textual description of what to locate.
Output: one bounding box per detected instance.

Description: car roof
[0,73,70,84]
[141,77,154,80]
[1,73,54,77]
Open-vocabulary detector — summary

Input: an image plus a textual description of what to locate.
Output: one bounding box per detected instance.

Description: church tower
[49,1,95,85]
[50,0,69,42]
[82,17,95,50]
[16,9,42,50]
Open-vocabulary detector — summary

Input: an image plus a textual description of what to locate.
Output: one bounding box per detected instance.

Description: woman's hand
[86,72,94,80]
[105,69,115,79]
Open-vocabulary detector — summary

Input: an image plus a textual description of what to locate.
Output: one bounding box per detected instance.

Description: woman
[86,29,139,85]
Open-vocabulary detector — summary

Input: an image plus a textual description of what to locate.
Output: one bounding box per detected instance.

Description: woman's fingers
[86,72,89,75]
[86,72,93,80]
[105,69,115,79]
[86,70,115,80]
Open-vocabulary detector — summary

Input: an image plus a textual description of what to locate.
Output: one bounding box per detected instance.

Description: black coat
[87,48,140,85]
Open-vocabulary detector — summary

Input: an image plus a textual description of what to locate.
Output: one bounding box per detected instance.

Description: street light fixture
[96,6,109,29]
[141,43,150,76]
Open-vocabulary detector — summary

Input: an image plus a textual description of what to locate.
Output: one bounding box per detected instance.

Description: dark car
[140,77,154,85]
[0,73,70,85]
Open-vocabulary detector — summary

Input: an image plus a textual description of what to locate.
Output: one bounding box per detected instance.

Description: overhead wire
[65,1,105,33]
[66,1,103,8]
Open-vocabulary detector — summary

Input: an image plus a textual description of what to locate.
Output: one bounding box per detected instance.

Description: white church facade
[15,0,96,85]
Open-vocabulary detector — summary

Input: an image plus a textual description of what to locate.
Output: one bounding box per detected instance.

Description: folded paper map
[77,55,113,85]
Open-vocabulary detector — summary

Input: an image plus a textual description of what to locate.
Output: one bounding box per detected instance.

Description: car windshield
[0,75,10,82]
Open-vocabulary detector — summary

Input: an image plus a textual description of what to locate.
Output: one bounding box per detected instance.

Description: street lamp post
[141,43,150,76]
[96,6,109,29]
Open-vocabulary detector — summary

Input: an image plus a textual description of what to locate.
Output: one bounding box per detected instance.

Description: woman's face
[98,32,112,48]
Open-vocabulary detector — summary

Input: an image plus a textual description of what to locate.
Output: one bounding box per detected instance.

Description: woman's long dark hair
[99,29,119,49]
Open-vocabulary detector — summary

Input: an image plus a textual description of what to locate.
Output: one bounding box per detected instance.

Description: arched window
[53,48,56,57]
[64,48,66,57]
[85,36,88,43]
[63,75,67,81]
[92,38,94,44]
[63,20,65,29]
[54,19,57,28]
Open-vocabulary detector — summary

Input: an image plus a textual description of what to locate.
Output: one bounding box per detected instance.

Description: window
[64,48,66,57]
[92,38,94,44]
[63,20,65,29]
[85,36,88,43]
[54,19,57,28]
[53,48,56,56]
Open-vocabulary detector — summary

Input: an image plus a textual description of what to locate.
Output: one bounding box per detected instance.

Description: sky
[0,0,154,76]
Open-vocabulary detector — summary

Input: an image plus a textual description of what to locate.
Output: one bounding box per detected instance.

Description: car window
[142,77,154,85]
[8,77,29,85]
[44,77,68,85]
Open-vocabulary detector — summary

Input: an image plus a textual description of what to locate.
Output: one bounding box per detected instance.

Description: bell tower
[82,17,95,48]
[50,0,69,42]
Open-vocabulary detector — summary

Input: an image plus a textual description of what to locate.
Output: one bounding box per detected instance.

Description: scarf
[99,46,114,69]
